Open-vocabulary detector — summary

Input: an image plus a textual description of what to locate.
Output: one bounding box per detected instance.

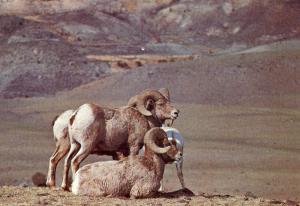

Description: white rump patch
[73,104,95,129]
[53,109,75,141]
[69,104,95,143]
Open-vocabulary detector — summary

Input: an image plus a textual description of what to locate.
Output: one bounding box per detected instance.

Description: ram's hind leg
[71,143,93,176]
[46,138,70,188]
[61,142,80,190]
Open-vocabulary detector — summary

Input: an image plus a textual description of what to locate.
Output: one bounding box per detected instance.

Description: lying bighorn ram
[71,127,181,198]
[59,89,179,190]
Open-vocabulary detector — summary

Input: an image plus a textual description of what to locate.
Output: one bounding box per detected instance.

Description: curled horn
[158,88,170,101]
[128,95,138,107]
[144,128,171,154]
[133,90,165,116]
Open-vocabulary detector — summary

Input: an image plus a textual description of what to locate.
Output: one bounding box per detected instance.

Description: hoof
[130,196,137,200]
[46,181,55,188]
[47,185,56,189]
[61,186,70,191]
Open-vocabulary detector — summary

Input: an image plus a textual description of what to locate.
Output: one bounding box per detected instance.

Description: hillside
[61,46,300,107]
[0,0,300,99]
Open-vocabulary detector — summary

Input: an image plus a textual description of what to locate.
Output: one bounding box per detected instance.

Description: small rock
[35,197,48,205]
[178,199,188,204]
[223,22,229,28]
[147,71,154,76]
[33,48,39,55]
[223,2,233,15]
[269,200,282,204]
[206,27,223,37]
[18,180,30,187]
[232,27,241,34]
[245,191,256,198]
[285,200,299,206]
[32,172,46,187]
[184,197,192,201]
[37,193,50,196]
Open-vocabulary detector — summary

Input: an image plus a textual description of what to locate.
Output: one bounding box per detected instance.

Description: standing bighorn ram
[48,88,179,190]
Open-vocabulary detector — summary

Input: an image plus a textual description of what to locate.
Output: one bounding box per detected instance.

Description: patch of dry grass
[0,186,294,206]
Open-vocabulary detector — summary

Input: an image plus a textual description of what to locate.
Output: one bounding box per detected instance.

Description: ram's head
[128,88,179,124]
[144,127,180,163]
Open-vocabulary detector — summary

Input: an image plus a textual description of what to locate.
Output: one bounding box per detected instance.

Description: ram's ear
[171,138,177,146]
[171,132,177,145]
[158,88,170,101]
[145,99,155,111]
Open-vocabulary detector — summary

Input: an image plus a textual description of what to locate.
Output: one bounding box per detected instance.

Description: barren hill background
[1,0,300,205]
[1,0,300,101]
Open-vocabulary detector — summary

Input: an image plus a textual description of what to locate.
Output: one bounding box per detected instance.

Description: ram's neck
[146,116,163,128]
[144,148,166,180]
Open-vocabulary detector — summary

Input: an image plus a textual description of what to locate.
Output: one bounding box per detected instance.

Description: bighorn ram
[60,89,179,190]
[71,127,181,198]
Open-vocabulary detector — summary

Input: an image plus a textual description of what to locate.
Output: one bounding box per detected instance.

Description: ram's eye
[156,100,165,105]
[165,143,171,147]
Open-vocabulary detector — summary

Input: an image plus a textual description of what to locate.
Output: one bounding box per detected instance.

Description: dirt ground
[0,186,298,206]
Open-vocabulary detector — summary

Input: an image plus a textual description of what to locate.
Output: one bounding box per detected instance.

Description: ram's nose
[171,109,179,119]
[175,152,183,162]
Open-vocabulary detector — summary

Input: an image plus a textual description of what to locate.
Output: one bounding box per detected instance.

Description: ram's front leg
[158,180,164,192]
[46,140,70,188]
[130,181,157,199]
[176,159,185,189]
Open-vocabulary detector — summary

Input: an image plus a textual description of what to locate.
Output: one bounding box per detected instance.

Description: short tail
[51,115,59,127]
